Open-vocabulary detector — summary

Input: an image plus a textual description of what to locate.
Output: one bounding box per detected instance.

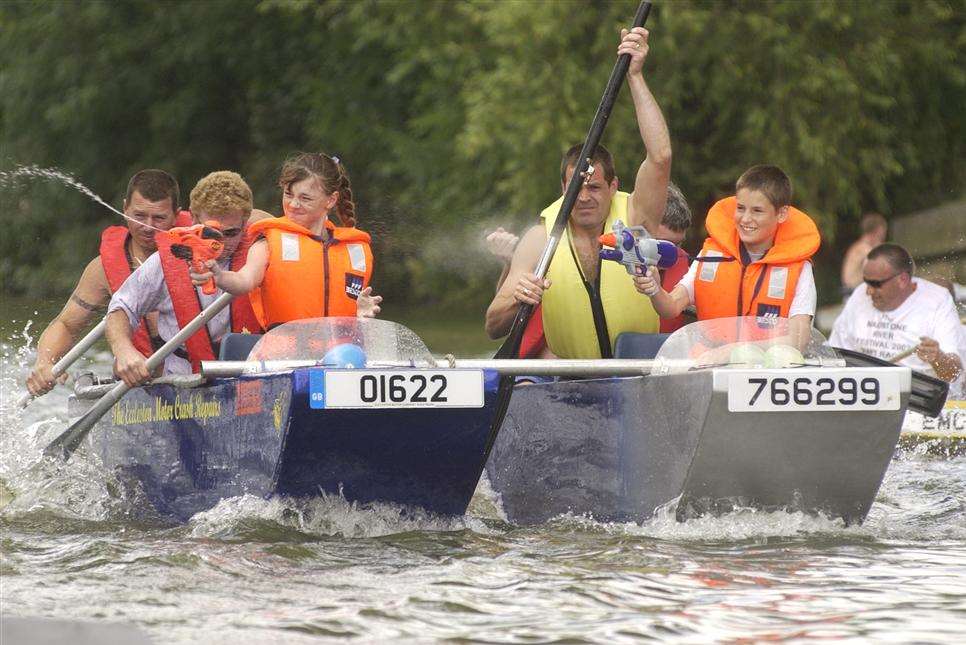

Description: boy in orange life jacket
[193,153,382,328]
[633,165,820,341]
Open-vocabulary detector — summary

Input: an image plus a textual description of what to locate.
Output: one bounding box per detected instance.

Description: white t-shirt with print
[677,258,817,317]
[829,277,965,380]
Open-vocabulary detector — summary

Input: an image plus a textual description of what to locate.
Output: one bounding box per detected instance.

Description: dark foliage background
[2,0,963,311]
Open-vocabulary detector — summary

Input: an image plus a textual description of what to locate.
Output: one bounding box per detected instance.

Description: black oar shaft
[483,2,653,474]
[497,0,652,360]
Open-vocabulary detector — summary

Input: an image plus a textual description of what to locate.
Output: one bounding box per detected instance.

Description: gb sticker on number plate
[309,369,484,409]
[719,369,903,412]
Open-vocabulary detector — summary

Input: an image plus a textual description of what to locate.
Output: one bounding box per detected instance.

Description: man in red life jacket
[25,169,183,397]
[106,171,264,385]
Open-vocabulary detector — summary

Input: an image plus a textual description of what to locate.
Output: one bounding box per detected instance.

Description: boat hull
[486,368,910,525]
[75,368,500,522]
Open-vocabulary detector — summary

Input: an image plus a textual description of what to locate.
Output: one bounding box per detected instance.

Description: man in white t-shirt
[830,243,964,384]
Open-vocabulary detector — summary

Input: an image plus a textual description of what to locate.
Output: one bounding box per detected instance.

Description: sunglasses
[220,227,243,238]
[863,272,904,289]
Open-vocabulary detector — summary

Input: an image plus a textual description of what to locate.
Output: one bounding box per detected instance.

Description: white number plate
[309,369,485,409]
[720,369,903,412]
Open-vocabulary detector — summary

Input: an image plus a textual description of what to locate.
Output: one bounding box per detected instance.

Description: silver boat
[486,317,918,526]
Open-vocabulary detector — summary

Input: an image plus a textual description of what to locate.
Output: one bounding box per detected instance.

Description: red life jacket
[156,222,263,372]
[518,305,546,358]
[659,247,690,333]
[99,210,193,356]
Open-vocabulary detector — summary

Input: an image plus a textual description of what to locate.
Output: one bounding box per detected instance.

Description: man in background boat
[632,165,820,344]
[25,169,184,396]
[840,212,888,299]
[830,243,964,386]
[485,26,672,359]
[106,171,263,385]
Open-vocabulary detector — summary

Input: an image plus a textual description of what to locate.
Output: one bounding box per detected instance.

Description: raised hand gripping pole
[481,1,654,467]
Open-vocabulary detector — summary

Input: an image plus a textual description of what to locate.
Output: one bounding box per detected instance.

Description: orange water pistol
[160,221,225,294]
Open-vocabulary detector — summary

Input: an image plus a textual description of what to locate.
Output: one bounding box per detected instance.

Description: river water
[1,320,965,643]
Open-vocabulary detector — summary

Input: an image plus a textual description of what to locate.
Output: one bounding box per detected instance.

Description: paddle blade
[834,347,949,418]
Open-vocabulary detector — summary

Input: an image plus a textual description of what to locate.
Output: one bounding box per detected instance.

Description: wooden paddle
[481,1,653,465]
[43,292,235,460]
[18,318,108,408]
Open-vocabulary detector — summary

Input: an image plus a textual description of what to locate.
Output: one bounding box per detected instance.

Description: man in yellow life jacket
[25,169,185,396]
[633,165,820,343]
[484,27,672,359]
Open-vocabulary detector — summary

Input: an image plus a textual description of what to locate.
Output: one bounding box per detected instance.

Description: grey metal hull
[486,369,909,525]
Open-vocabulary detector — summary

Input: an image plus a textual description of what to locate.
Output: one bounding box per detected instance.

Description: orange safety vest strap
[247,217,373,328]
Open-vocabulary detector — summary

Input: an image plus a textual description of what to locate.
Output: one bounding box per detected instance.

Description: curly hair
[278,152,357,227]
[188,171,253,217]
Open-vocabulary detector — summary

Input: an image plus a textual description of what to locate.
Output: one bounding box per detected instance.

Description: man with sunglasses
[106,171,267,384]
[830,243,964,385]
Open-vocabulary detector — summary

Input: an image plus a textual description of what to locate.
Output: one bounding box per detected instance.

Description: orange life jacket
[693,196,820,322]
[246,216,373,329]
[99,210,193,356]
[156,221,263,372]
[659,246,689,333]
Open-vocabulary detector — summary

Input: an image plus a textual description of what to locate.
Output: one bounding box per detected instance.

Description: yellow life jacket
[539,191,660,358]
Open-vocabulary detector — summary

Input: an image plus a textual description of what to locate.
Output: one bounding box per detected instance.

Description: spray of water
[0,164,167,233]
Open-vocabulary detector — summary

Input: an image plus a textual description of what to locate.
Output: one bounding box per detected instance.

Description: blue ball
[322,343,367,369]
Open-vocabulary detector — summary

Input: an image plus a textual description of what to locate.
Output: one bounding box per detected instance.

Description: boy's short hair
[735,165,792,209]
[860,212,888,234]
[662,181,691,232]
[189,171,253,217]
[125,169,179,210]
[560,144,616,184]
[867,243,915,275]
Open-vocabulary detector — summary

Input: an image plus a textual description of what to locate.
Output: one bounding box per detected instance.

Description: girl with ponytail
[193,152,381,328]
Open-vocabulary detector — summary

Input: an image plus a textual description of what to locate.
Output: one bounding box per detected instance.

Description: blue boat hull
[77,368,500,522]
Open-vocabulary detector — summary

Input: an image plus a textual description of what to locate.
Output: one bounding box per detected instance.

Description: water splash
[0,164,125,218]
[188,492,490,540]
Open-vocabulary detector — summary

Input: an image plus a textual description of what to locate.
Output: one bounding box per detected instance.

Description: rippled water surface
[2,328,965,643]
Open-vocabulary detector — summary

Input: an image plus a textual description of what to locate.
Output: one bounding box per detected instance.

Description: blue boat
[68,319,501,522]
